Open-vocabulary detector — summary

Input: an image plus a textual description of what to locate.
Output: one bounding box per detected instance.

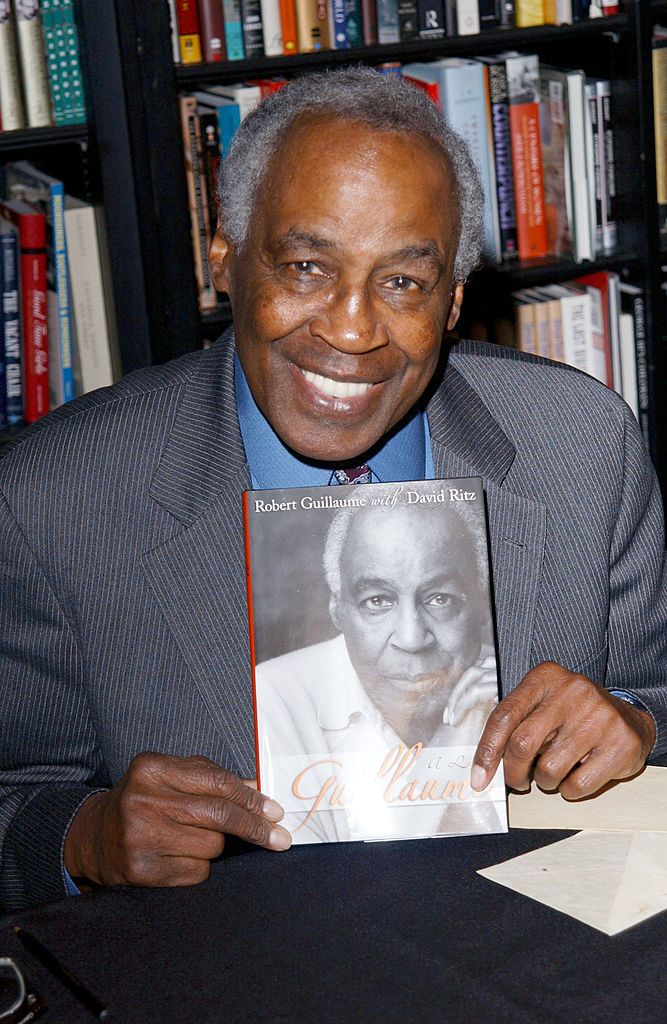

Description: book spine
[653,41,667,238]
[487,62,518,258]
[0,231,23,425]
[600,0,618,15]
[240,0,265,56]
[198,0,226,61]
[295,0,328,51]
[377,0,399,43]
[50,186,74,403]
[544,0,572,23]
[179,95,217,312]
[417,0,444,38]
[167,0,181,62]
[506,55,548,259]
[19,230,49,422]
[15,0,53,127]
[217,101,241,158]
[345,0,363,45]
[571,0,589,18]
[39,0,65,126]
[260,0,283,55]
[330,0,349,48]
[597,79,617,253]
[176,0,202,62]
[52,0,85,125]
[361,0,377,43]
[456,0,480,34]
[0,240,6,429]
[628,291,650,440]
[585,82,603,256]
[198,108,221,222]
[514,0,543,27]
[398,0,419,40]
[222,0,245,58]
[0,1,27,130]
[478,0,498,29]
[498,1,514,27]
[561,292,592,374]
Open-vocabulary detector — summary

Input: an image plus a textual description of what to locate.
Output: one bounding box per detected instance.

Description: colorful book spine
[0,200,49,423]
[485,59,518,258]
[0,238,6,429]
[345,0,363,46]
[398,0,419,40]
[295,0,329,51]
[198,0,226,61]
[653,32,667,238]
[361,0,377,43]
[15,0,53,127]
[61,1,86,123]
[260,0,283,56]
[176,0,202,62]
[222,0,245,58]
[600,0,619,15]
[377,0,400,43]
[456,0,480,34]
[0,0,26,130]
[40,0,85,125]
[279,0,298,52]
[330,0,349,47]
[0,228,23,426]
[506,53,548,259]
[178,95,217,312]
[544,0,572,22]
[597,79,617,254]
[478,0,499,29]
[514,0,543,26]
[240,0,265,56]
[40,0,66,125]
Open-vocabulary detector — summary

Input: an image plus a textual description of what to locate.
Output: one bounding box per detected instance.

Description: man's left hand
[470,661,656,798]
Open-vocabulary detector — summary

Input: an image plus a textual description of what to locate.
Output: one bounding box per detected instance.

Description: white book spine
[567,72,593,262]
[260,0,283,55]
[619,313,639,420]
[0,2,26,129]
[456,0,480,35]
[561,292,593,375]
[64,202,115,393]
[167,0,180,63]
[15,0,52,127]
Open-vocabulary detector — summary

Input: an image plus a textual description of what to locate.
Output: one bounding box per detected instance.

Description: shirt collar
[315,635,384,731]
[234,352,433,489]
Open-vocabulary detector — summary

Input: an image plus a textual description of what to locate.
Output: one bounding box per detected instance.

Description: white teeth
[302,369,372,399]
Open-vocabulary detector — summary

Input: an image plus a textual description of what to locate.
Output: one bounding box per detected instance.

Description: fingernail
[269,826,292,851]
[263,798,285,822]
[470,765,487,792]
[442,706,450,725]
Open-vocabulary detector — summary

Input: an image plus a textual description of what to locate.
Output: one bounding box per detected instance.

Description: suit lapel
[142,333,257,775]
[427,357,546,693]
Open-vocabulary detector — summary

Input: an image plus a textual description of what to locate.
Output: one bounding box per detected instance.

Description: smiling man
[1,68,665,910]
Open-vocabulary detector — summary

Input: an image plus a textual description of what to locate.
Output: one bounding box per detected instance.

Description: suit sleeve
[0,492,110,911]
[606,404,667,756]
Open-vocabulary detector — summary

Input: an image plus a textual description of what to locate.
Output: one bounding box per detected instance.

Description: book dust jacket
[243,477,508,845]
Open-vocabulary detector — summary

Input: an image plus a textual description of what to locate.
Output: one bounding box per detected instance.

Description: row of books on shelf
[653,26,667,242]
[169,0,622,64]
[179,52,617,311]
[0,0,85,133]
[511,270,649,437]
[0,161,119,431]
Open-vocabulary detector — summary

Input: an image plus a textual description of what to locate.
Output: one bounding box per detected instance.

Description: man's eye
[289,261,323,275]
[385,275,419,292]
[424,593,462,610]
[360,595,394,611]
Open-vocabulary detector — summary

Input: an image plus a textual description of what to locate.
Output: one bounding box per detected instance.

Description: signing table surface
[1,825,666,1024]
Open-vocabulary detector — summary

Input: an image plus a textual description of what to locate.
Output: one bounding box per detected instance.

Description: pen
[13,926,111,1021]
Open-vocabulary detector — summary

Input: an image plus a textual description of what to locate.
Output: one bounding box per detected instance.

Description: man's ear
[329,594,341,631]
[446,282,465,332]
[209,227,234,294]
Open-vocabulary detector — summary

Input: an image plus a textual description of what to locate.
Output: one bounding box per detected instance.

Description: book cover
[240,0,264,57]
[245,477,508,845]
[259,0,283,55]
[417,0,444,39]
[539,66,572,257]
[6,161,75,406]
[478,56,518,258]
[377,0,400,43]
[63,195,119,394]
[222,0,245,59]
[178,95,217,313]
[0,1,26,131]
[514,0,543,26]
[329,0,349,48]
[0,224,22,425]
[176,0,202,62]
[0,198,49,423]
[15,0,52,127]
[398,0,418,41]
[506,53,548,259]
[596,79,617,254]
[198,0,226,61]
[456,0,480,34]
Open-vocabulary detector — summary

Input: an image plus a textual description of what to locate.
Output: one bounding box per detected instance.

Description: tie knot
[333,464,372,485]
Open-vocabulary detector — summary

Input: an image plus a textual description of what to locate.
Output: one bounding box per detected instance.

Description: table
[1,825,666,1024]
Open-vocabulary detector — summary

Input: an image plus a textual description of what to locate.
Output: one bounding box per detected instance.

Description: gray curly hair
[218,66,485,282]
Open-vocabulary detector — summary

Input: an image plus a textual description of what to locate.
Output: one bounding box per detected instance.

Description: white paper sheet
[508,766,667,832]
[478,830,667,935]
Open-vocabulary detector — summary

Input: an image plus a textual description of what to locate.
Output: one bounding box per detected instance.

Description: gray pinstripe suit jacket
[1,331,666,910]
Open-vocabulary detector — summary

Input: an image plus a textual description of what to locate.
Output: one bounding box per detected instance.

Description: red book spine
[600,1,620,14]
[401,75,440,105]
[20,245,49,422]
[279,0,298,54]
[177,0,202,62]
[197,0,226,61]
[509,100,548,259]
[362,0,377,44]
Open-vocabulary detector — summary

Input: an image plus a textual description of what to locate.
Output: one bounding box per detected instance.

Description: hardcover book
[245,477,508,845]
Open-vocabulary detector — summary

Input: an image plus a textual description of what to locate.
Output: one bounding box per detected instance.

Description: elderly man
[1,68,664,910]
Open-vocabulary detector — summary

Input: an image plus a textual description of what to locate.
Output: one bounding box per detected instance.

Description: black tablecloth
[1,825,666,1024]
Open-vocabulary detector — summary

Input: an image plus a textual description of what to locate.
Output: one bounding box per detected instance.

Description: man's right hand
[63,752,291,889]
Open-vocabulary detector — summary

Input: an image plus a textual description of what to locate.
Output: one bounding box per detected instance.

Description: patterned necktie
[332,464,372,485]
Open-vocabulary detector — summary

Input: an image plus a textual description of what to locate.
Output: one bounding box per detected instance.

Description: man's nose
[309,284,389,353]
[390,606,434,654]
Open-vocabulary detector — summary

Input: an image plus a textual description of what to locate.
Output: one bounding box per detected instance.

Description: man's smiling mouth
[301,369,374,399]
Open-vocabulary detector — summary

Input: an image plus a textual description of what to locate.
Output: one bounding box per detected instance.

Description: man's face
[330,508,484,727]
[210,115,464,462]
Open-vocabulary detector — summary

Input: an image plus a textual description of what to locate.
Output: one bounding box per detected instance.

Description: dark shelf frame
[0,125,89,153]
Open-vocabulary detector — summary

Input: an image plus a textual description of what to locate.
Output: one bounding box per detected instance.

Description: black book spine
[497,1,514,26]
[479,0,499,29]
[399,0,419,39]
[572,1,590,20]
[488,62,518,258]
[417,0,445,39]
[240,0,264,56]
